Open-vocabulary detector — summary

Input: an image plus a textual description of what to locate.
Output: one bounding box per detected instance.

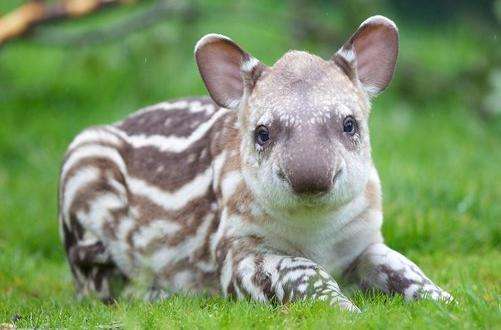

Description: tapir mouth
[294,191,332,207]
[332,168,343,186]
[287,169,343,209]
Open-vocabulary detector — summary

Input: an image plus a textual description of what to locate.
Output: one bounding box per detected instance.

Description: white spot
[200,148,209,159]
[186,153,197,163]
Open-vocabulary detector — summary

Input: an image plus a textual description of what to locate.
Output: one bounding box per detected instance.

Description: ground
[0,1,499,328]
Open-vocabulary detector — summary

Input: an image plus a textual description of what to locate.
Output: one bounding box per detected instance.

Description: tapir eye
[343,116,358,135]
[255,125,270,146]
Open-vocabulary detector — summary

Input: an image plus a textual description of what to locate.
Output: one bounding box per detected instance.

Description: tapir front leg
[216,237,360,312]
[354,243,452,301]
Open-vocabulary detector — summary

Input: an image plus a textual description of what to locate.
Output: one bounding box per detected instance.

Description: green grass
[0,1,499,328]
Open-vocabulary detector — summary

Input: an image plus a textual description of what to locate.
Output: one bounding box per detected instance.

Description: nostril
[332,169,342,184]
[277,168,288,182]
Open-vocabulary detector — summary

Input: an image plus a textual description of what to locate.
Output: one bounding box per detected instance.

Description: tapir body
[59,16,451,310]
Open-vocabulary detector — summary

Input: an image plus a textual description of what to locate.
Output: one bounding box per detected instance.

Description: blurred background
[0,0,499,320]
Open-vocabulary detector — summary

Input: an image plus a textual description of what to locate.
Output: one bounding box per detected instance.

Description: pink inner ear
[196,38,246,109]
[351,20,398,95]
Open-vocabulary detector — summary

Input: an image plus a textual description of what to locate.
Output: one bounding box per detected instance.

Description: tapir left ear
[195,34,267,110]
[333,15,399,97]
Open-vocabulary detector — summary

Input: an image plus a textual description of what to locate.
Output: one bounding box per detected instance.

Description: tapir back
[59,96,236,298]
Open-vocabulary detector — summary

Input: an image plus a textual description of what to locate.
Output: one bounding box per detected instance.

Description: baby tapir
[59,15,452,311]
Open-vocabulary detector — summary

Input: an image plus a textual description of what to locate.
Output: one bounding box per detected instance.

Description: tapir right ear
[195,34,266,110]
[333,16,399,97]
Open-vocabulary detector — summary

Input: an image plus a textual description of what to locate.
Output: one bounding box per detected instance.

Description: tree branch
[0,0,134,47]
[31,1,196,48]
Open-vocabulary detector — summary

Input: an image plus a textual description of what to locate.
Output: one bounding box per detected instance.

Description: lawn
[0,1,499,328]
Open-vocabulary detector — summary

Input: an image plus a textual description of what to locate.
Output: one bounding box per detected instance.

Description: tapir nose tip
[286,166,335,196]
[290,177,332,195]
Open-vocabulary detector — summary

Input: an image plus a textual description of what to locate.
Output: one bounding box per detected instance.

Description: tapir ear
[195,34,266,109]
[333,15,399,97]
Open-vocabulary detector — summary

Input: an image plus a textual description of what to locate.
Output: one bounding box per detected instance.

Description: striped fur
[59,19,452,310]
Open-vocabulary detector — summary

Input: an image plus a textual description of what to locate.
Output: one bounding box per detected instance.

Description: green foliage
[0,1,499,328]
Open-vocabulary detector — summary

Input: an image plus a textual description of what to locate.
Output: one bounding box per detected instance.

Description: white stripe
[106,176,127,196]
[133,100,190,116]
[212,150,227,191]
[281,268,317,284]
[61,144,126,180]
[221,170,242,198]
[109,109,229,153]
[188,101,216,114]
[262,255,282,301]
[283,257,317,269]
[149,214,213,272]
[297,283,307,293]
[234,281,244,299]
[210,208,229,261]
[108,215,136,273]
[132,100,216,117]
[220,250,234,296]
[76,193,125,233]
[238,256,268,302]
[68,127,122,151]
[132,219,181,249]
[63,167,100,221]
[127,166,213,210]
[196,260,217,273]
